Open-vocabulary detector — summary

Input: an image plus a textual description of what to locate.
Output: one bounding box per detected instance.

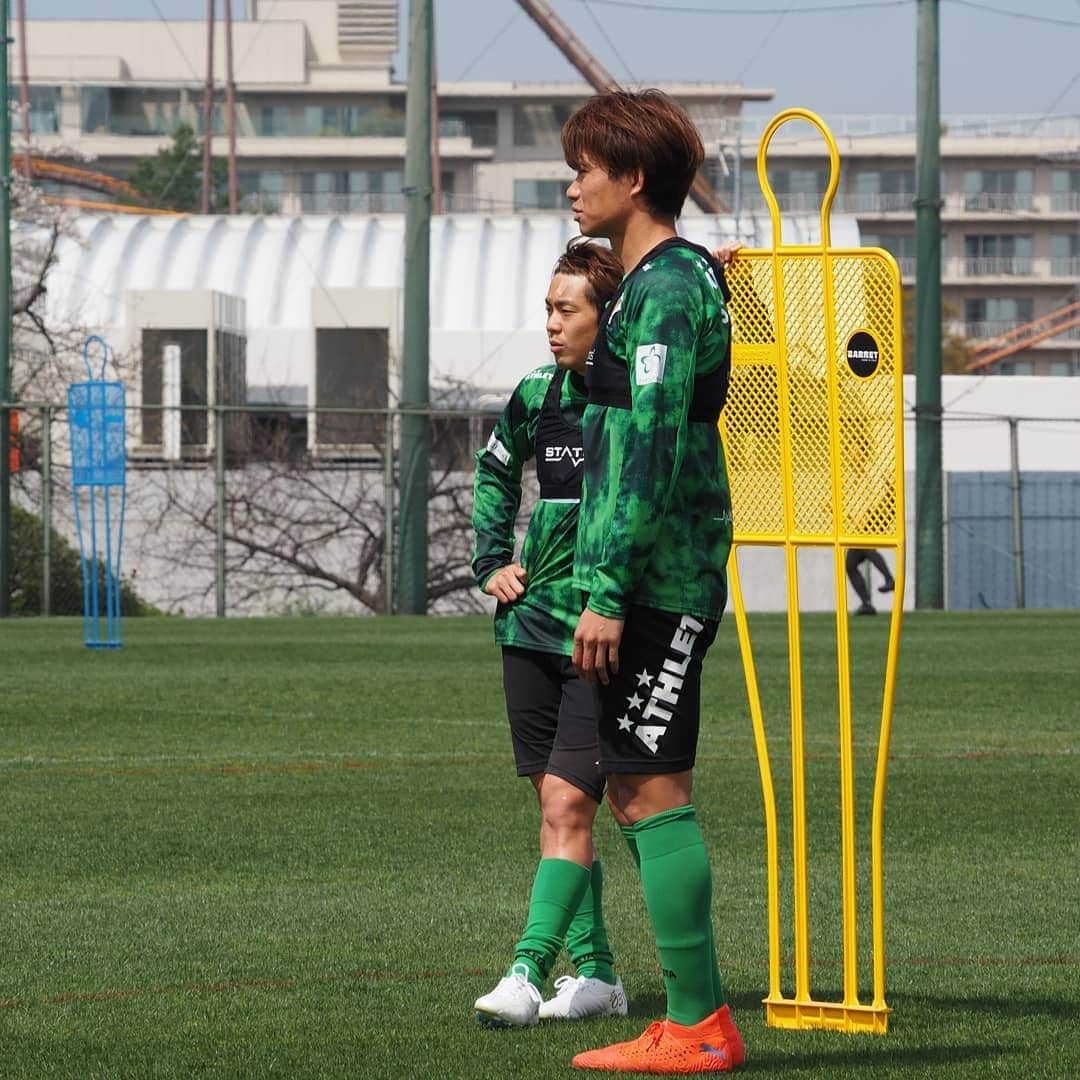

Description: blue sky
[22,0,1080,121]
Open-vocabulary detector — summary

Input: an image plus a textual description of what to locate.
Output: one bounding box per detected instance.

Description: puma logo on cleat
[701,1043,729,1062]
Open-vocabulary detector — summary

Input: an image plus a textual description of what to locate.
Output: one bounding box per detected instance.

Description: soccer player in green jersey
[562,91,745,1073]
[471,239,630,1027]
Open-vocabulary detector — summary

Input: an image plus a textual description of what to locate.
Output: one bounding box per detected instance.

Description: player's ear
[629,169,645,199]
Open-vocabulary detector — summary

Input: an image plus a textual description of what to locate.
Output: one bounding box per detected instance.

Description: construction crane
[512,0,729,214]
[966,299,1080,372]
[26,158,180,216]
[29,157,146,203]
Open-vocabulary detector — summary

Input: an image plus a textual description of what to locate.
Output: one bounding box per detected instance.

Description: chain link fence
[8,402,534,617]
[6,401,1079,615]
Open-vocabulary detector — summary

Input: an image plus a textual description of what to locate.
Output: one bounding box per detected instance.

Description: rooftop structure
[716,113,1080,375]
[17,1,771,218]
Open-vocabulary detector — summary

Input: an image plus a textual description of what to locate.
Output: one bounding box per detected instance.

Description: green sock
[512,858,591,989]
[624,819,724,1008]
[634,804,724,1025]
[565,860,616,984]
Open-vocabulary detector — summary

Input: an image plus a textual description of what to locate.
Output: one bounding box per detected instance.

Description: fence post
[41,404,52,616]
[215,404,226,617]
[1008,417,1025,610]
[384,408,394,616]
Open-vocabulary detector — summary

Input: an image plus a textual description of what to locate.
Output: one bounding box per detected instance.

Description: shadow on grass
[746,1043,1020,1072]
[891,990,1077,1021]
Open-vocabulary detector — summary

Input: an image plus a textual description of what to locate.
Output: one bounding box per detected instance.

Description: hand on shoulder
[712,241,743,267]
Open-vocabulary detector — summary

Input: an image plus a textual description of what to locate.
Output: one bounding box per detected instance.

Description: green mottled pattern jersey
[472,365,587,655]
[574,242,734,620]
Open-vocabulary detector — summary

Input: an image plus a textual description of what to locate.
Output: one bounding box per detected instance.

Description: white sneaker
[474,963,542,1027]
[538,974,628,1020]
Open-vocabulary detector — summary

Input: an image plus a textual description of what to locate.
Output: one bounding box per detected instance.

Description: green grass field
[1,612,1077,1078]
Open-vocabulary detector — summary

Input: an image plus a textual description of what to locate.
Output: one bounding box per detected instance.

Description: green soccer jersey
[574,240,734,621]
[472,364,588,655]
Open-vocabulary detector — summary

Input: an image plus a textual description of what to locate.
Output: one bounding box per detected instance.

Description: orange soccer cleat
[572,1005,744,1073]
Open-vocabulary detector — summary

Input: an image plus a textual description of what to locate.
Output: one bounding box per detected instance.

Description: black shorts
[501,646,605,803]
[595,605,718,775]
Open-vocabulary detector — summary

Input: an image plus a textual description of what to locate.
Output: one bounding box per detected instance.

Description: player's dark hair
[561,89,705,219]
[551,237,623,314]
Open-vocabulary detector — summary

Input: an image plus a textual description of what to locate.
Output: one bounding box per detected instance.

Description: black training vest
[534,368,585,500]
[584,237,731,423]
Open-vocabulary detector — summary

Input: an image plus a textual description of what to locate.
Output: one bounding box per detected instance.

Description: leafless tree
[125,393,506,616]
[9,165,513,616]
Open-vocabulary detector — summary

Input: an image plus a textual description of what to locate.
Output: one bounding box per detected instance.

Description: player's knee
[540,786,595,835]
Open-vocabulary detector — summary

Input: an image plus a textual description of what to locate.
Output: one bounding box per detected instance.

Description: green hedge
[11,503,160,616]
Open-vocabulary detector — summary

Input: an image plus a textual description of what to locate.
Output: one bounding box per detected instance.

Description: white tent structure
[41,211,858,401]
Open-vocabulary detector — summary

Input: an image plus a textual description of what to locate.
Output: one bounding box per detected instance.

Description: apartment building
[719,115,1080,375]
[16,0,769,217]
[18,3,1078,375]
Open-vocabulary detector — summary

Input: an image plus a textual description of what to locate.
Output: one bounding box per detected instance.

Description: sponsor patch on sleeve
[485,432,511,466]
[634,343,668,386]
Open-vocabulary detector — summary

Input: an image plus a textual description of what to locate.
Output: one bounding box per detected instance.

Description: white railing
[1049,256,1080,278]
[895,257,916,279]
[950,256,1034,278]
[732,113,1080,141]
[964,320,1029,340]
[959,193,1036,213]
[961,320,1080,343]
[841,192,916,215]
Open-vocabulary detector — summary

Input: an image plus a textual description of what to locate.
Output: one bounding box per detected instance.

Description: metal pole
[202,0,216,215]
[42,404,51,615]
[430,46,442,215]
[16,0,30,178]
[214,404,226,616]
[1008,417,1025,609]
[383,409,394,615]
[224,0,238,214]
[914,0,944,609]
[397,0,432,615]
[734,125,743,238]
[0,0,14,617]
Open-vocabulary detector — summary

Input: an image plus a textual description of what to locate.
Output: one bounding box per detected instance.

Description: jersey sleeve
[586,270,709,617]
[471,380,537,590]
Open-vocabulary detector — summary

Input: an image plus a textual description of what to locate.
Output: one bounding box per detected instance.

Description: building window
[248,101,404,138]
[301,170,403,212]
[761,167,828,213]
[302,103,403,137]
[238,170,285,213]
[314,328,388,448]
[258,104,290,136]
[1051,169,1080,212]
[850,169,915,213]
[963,169,1033,211]
[82,87,186,136]
[861,232,915,276]
[513,102,576,148]
[862,232,915,259]
[10,86,61,134]
[1047,359,1076,376]
[963,234,1033,276]
[140,329,209,449]
[80,87,109,134]
[964,297,1034,339]
[440,109,498,148]
[1050,233,1080,276]
[513,179,567,211]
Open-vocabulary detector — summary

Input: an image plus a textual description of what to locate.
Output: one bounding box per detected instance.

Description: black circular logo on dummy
[845,331,880,378]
